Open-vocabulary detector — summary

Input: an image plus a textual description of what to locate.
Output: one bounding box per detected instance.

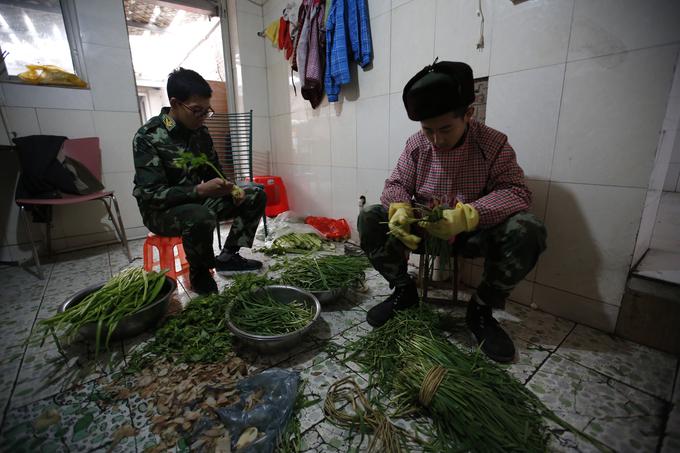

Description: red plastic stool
[143,233,190,282]
[253,175,290,217]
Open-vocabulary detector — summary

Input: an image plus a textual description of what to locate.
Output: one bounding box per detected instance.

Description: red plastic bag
[304,216,351,240]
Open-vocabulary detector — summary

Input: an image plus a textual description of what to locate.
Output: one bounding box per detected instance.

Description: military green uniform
[132,108,265,271]
[358,205,546,309]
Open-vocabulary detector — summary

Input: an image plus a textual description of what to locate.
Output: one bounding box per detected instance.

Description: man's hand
[196,178,233,198]
[420,202,479,240]
[232,186,246,206]
[388,202,421,250]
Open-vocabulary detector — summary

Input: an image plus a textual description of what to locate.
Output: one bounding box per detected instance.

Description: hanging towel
[263,19,280,45]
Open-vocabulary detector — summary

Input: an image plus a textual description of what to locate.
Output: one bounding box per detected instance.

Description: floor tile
[557,324,677,399]
[0,380,134,452]
[500,301,576,352]
[528,354,666,452]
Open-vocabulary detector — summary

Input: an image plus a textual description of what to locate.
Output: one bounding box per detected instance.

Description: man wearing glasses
[133,68,265,295]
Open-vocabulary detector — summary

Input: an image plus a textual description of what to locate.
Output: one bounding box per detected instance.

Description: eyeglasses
[179,101,215,118]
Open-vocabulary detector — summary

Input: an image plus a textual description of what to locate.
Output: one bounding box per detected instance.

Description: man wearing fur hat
[357,60,546,363]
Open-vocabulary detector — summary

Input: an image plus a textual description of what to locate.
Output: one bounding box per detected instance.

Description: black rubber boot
[189,267,218,295]
[466,297,516,363]
[215,252,263,275]
[366,281,419,328]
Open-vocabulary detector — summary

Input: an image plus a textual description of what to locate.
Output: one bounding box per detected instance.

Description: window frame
[0,0,88,86]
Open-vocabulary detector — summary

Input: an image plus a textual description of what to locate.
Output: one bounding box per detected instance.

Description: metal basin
[311,287,347,304]
[59,276,177,342]
[227,285,321,353]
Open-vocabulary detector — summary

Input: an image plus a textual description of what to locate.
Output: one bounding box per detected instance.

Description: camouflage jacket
[132,108,221,215]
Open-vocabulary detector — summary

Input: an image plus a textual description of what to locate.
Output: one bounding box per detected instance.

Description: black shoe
[215,252,263,275]
[466,298,516,363]
[189,268,218,295]
[367,282,419,328]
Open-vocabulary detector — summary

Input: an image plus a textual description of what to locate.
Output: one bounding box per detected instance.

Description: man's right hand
[196,178,233,198]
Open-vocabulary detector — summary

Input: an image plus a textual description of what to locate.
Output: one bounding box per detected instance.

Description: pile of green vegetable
[38,267,167,355]
[260,232,333,255]
[340,308,610,453]
[229,290,315,336]
[127,274,272,370]
[272,255,370,292]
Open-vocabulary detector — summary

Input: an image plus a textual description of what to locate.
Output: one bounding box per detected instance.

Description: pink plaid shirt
[381,119,531,228]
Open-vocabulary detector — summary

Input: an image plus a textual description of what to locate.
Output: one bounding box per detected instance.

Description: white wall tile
[434,0,493,78]
[237,0,263,16]
[75,0,130,48]
[650,127,679,192]
[82,43,138,112]
[331,166,360,229]
[357,95,389,170]
[525,179,549,222]
[533,284,620,333]
[36,109,95,138]
[52,200,111,237]
[664,163,680,192]
[252,115,272,153]
[241,65,270,116]
[237,12,267,68]
[486,64,564,180]
[390,0,436,93]
[368,0,391,18]
[269,113,293,163]
[569,0,680,61]
[290,107,331,166]
[357,168,389,207]
[536,182,646,306]
[267,62,300,116]
[101,171,144,229]
[330,101,357,167]
[1,83,94,110]
[356,12,390,99]
[1,107,40,139]
[490,0,573,75]
[93,111,141,174]
[388,92,418,171]
[274,163,332,216]
[633,189,661,265]
[392,0,412,9]
[552,45,679,187]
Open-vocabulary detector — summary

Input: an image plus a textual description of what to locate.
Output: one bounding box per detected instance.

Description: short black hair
[167,68,212,101]
[451,105,470,119]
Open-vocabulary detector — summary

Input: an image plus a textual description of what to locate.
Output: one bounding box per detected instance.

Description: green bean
[229,291,315,336]
[38,267,168,357]
[272,255,370,291]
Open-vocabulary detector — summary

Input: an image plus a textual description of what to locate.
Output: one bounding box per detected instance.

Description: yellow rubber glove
[388,202,421,250]
[420,202,480,241]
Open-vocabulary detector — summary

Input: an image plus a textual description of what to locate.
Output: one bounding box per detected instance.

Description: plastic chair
[143,233,189,281]
[15,137,131,278]
[253,175,290,217]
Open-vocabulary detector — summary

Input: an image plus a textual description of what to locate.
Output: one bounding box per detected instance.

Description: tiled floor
[0,235,678,452]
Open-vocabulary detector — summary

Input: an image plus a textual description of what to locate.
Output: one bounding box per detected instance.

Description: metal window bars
[204,110,267,245]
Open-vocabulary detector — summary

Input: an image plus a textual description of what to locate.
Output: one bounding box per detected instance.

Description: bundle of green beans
[229,290,315,336]
[272,255,370,292]
[260,232,333,255]
[39,267,167,355]
[343,308,610,453]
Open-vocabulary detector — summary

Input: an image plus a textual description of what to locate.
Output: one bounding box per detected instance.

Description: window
[0,0,84,79]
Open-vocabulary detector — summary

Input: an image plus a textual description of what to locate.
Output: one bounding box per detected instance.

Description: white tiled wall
[260,0,680,331]
[0,0,144,261]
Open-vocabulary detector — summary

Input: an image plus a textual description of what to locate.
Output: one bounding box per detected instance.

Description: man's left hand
[419,202,480,240]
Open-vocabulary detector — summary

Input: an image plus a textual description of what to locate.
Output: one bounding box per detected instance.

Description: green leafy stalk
[172,151,244,199]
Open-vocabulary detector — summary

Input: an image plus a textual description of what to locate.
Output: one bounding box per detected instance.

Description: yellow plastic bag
[18,64,87,88]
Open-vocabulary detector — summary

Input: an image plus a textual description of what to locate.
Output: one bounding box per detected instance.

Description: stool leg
[143,238,154,272]
[160,241,177,278]
[452,254,459,304]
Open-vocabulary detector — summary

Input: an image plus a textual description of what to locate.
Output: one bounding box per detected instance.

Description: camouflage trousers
[143,187,266,271]
[357,204,547,308]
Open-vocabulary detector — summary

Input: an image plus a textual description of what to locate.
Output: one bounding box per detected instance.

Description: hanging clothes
[301,1,326,108]
[278,17,294,60]
[325,0,372,102]
[262,19,280,45]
